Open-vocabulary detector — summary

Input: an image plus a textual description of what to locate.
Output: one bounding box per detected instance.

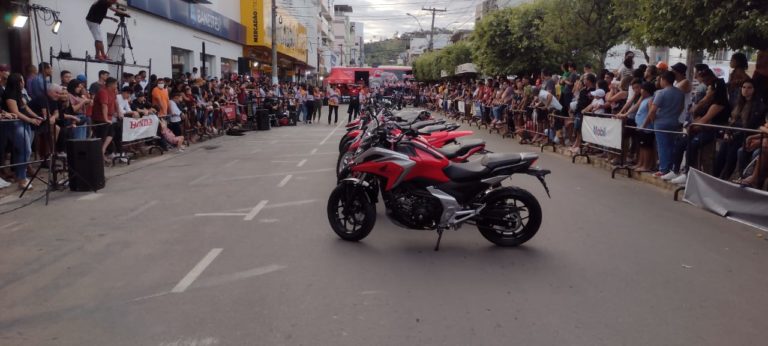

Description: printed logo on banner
[123,115,160,142]
[581,115,623,149]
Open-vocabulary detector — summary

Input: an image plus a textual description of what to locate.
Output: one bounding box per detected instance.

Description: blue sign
[127,0,246,44]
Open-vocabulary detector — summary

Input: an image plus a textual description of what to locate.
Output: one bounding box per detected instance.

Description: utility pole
[422,7,446,52]
[271,0,278,85]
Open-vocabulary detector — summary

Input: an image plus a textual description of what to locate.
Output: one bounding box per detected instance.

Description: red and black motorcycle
[327,123,552,250]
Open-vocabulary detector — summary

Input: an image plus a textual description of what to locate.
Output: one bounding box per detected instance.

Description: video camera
[114,5,131,18]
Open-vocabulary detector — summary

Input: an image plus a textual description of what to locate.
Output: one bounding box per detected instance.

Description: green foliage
[364,39,407,67]
[412,41,473,81]
[543,0,629,68]
[471,4,559,76]
[618,0,768,50]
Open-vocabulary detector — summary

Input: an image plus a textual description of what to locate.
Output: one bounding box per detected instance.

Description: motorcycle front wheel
[327,183,376,241]
[476,187,542,247]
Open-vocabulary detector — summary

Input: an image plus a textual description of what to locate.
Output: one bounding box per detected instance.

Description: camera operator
[86,0,126,61]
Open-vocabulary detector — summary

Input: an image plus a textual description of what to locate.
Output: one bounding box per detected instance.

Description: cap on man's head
[590,89,606,98]
[670,62,687,75]
[121,86,133,93]
[76,74,87,82]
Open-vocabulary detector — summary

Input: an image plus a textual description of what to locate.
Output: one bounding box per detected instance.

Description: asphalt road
[0,105,766,346]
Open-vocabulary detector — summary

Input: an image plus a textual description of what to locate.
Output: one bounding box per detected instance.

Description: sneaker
[661,171,678,181]
[0,178,10,188]
[670,173,687,185]
[652,171,666,178]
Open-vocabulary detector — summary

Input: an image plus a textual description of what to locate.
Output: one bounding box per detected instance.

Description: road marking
[259,219,279,223]
[310,148,318,155]
[233,199,317,212]
[213,168,334,183]
[273,152,336,158]
[250,149,262,154]
[224,159,239,167]
[159,337,220,346]
[195,264,286,289]
[277,174,292,187]
[171,248,223,293]
[121,201,158,221]
[244,200,268,221]
[189,173,212,186]
[1,221,20,229]
[296,159,307,167]
[318,119,346,146]
[194,212,246,217]
[271,160,297,163]
[77,193,103,201]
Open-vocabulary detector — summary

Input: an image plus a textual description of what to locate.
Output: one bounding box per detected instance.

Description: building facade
[3,0,247,83]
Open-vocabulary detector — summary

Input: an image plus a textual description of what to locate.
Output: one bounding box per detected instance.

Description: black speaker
[256,109,271,130]
[238,57,251,75]
[66,139,105,192]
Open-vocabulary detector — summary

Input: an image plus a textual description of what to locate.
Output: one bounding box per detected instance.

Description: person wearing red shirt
[92,77,118,161]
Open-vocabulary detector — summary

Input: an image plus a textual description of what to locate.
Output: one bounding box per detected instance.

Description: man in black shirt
[85,0,121,61]
[130,92,156,117]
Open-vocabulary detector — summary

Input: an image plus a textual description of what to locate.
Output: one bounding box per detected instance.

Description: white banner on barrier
[122,115,160,142]
[581,115,623,150]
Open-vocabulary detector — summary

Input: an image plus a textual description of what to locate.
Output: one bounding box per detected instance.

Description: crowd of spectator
[0,60,354,192]
[415,51,768,190]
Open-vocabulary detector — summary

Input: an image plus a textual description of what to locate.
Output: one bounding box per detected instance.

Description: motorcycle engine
[385,187,443,229]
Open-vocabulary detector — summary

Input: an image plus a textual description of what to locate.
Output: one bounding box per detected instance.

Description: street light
[406,13,424,33]
[12,14,29,28]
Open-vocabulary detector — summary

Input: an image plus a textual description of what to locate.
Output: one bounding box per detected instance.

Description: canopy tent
[325,69,355,85]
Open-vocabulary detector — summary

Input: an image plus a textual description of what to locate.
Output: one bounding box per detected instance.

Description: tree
[544,0,629,69]
[471,3,558,76]
[617,0,768,51]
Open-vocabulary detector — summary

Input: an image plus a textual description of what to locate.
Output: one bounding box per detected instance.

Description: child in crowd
[159,119,185,152]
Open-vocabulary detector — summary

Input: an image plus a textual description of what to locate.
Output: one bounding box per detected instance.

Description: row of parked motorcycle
[327,100,553,250]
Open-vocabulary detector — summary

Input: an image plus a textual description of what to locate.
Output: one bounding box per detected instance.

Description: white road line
[194,212,247,217]
[263,199,317,209]
[1,221,21,229]
[195,264,286,289]
[244,200,268,221]
[189,173,212,186]
[250,149,262,154]
[318,119,346,146]
[77,193,103,201]
[277,174,292,187]
[171,248,223,293]
[296,159,307,167]
[211,168,334,183]
[224,159,240,167]
[232,199,317,212]
[310,148,318,155]
[122,201,158,221]
[273,152,336,158]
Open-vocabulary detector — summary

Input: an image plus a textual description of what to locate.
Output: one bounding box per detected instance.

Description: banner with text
[123,115,160,142]
[581,115,622,150]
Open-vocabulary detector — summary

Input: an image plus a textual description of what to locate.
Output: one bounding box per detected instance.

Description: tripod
[108,14,136,65]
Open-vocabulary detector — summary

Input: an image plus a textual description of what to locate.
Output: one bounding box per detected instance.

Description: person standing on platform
[85,0,123,61]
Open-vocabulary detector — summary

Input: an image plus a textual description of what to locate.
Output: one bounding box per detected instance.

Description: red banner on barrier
[222,104,237,121]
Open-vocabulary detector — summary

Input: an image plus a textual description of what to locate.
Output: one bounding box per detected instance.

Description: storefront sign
[128,0,245,44]
[241,0,308,63]
[581,115,622,150]
[123,115,159,142]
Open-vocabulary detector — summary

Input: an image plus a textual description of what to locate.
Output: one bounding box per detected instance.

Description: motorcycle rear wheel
[476,188,542,247]
[327,183,376,241]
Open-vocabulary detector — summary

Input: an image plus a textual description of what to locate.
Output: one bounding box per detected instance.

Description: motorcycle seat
[480,153,525,169]
[435,139,485,160]
[419,123,460,134]
[443,153,535,182]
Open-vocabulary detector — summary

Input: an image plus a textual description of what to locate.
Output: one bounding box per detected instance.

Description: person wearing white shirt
[117,86,138,119]
[168,92,184,136]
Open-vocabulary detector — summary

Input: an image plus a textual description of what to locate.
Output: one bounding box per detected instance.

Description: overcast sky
[332,0,478,42]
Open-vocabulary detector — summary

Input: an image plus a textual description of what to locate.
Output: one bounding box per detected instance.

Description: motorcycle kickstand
[434,228,446,252]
